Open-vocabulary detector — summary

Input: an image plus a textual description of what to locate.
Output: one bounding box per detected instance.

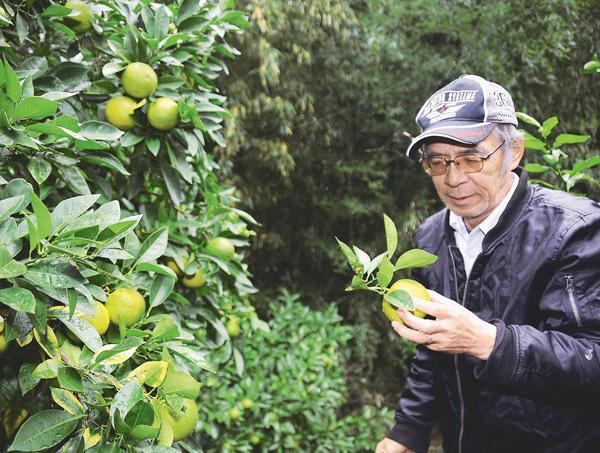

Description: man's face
[423,133,519,229]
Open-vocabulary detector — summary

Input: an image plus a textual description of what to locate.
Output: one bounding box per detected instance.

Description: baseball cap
[405,74,518,159]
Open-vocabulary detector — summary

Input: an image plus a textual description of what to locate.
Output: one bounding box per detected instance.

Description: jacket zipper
[448,246,467,453]
[565,275,583,327]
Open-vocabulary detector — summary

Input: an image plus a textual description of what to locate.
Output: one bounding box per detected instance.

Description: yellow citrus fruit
[147,97,179,131]
[122,62,158,99]
[383,279,430,322]
[0,333,8,353]
[226,317,241,337]
[183,268,205,289]
[106,96,137,130]
[204,237,235,261]
[105,288,146,327]
[159,398,198,442]
[229,407,242,422]
[79,301,110,335]
[242,398,253,410]
[0,319,4,333]
[167,259,185,277]
[64,0,92,33]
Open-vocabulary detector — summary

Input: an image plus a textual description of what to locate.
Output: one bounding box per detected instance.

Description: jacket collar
[443,167,531,250]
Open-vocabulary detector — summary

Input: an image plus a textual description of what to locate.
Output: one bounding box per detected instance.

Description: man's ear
[510,134,525,170]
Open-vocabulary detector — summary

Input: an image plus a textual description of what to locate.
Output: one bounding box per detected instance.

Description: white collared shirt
[448,172,519,277]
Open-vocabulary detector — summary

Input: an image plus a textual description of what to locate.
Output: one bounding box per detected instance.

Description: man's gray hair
[494,124,523,174]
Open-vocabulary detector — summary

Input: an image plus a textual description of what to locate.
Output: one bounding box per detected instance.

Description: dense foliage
[219,0,600,403]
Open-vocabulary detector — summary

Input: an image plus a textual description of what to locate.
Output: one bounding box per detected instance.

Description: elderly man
[376,75,600,453]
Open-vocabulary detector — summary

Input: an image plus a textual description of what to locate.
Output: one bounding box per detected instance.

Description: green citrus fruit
[226,317,241,337]
[78,300,110,335]
[162,368,201,399]
[122,62,158,99]
[204,237,235,261]
[147,97,179,131]
[229,407,242,422]
[183,268,205,289]
[241,398,253,410]
[159,398,198,442]
[105,288,146,327]
[383,279,430,322]
[64,0,92,33]
[106,96,137,130]
[250,434,261,445]
[0,333,8,353]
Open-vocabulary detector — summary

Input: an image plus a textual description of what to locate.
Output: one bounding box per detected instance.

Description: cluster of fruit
[106,62,179,131]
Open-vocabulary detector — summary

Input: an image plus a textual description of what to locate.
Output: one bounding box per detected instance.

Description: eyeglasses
[419,140,505,176]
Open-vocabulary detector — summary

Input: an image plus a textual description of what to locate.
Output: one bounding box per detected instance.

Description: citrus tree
[0,1,261,451]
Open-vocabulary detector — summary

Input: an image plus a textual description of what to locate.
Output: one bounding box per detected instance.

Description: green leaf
[26,215,40,252]
[552,133,591,148]
[97,216,141,243]
[516,111,541,129]
[8,410,81,451]
[109,380,144,425]
[135,226,169,264]
[151,317,179,341]
[385,288,414,310]
[383,214,398,259]
[149,274,175,309]
[79,121,124,141]
[352,245,371,270]
[51,194,100,235]
[50,388,84,416]
[4,57,22,103]
[0,195,24,220]
[51,308,103,353]
[376,256,394,288]
[0,258,27,279]
[25,259,85,289]
[27,157,52,185]
[94,337,144,365]
[135,262,178,279]
[19,363,40,395]
[57,367,83,393]
[523,163,550,174]
[221,10,249,28]
[335,237,360,270]
[522,131,546,151]
[572,156,600,174]
[30,191,52,240]
[32,359,60,379]
[0,287,36,313]
[394,249,438,270]
[12,97,58,121]
[127,361,169,387]
[541,116,558,139]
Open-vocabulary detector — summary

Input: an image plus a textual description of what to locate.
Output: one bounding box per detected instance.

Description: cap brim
[405,122,496,159]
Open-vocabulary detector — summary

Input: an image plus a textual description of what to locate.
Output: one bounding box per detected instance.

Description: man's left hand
[392,289,497,360]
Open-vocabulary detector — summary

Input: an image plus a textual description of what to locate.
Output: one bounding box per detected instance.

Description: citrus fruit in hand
[159,398,198,442]
[122,62,158,99]
[78,300,110,335]
[105,288,146,327]
[183,268,205,289]
[382,279,430,322]
[147,97,179,130]
[64,0,92,33]
[106,96,137,130]
[204,237,235,261]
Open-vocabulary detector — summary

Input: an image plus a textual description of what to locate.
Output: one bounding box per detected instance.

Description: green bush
[195,289,394,452]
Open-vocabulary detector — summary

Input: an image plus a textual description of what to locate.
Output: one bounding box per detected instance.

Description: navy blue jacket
[387,168,600,453]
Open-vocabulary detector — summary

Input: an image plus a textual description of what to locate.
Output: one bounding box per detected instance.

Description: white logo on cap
[422,90,478,124]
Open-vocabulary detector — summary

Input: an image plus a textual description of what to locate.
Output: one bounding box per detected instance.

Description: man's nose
[444,161,468,187]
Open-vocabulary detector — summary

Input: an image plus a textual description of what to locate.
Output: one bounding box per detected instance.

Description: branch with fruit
[336,214,438,323]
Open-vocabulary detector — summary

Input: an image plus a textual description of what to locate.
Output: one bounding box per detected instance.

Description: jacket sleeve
[475,211,600,405]
[386,345,437,452]
[386,267,437,452]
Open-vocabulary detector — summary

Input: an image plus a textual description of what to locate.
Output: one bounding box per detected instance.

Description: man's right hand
[375,437,415,453]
